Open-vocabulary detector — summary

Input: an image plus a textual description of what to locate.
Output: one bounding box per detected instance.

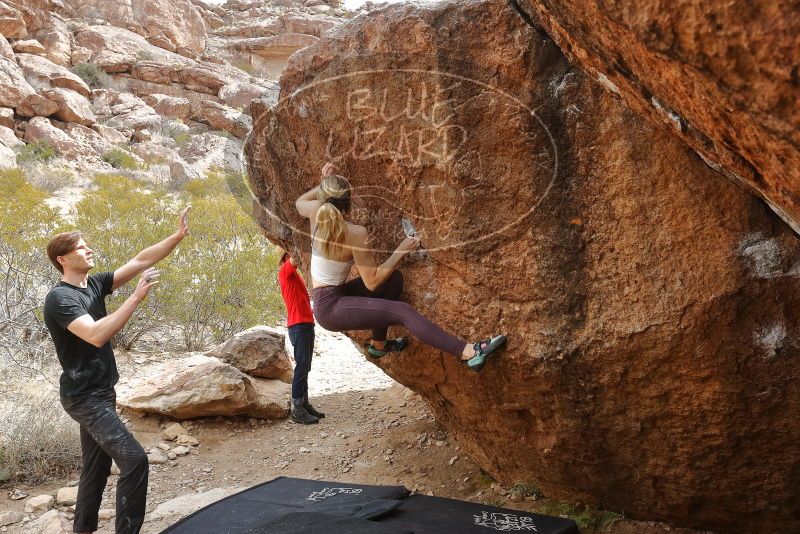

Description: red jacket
[278,260,314,326]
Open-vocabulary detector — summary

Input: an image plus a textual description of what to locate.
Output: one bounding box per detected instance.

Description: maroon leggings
[312,271,466,357]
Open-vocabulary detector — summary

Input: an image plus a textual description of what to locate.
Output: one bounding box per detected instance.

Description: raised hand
[322,162,338,177]
[178,206,191,238]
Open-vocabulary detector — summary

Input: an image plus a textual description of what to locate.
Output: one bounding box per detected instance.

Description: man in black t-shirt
[43,207,190,534]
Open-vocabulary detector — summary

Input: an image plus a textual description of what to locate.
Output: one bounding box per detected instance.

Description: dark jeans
[312,270,466,357]
[60,387,148,534]
[288,322,315,404]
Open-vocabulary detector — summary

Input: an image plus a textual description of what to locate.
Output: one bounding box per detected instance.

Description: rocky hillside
[0,0,355,181]
[245,0,800,531]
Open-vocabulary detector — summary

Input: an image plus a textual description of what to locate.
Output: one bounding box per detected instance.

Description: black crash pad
[160,477,578,534]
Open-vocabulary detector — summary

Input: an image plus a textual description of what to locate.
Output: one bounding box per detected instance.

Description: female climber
[294,162,507,371]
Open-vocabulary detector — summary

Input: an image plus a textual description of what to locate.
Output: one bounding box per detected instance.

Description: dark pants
[288,322,315,404]
[60,387,148,534]
[312,270,466,357]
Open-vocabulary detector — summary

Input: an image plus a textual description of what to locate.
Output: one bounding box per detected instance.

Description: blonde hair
[315,174,351,258]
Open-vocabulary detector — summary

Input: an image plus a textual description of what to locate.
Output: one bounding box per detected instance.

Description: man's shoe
[304,401,325,419]
[290,405,319,425]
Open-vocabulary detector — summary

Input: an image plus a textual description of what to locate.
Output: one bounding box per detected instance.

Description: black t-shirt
[43,271,119,397]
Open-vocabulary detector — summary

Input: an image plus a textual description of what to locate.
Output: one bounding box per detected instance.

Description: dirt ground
[0,328,710,534]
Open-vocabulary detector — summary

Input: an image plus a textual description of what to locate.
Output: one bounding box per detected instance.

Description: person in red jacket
[277,247,324,424]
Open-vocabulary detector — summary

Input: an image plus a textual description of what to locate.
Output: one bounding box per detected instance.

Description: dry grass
[0,390,81,485]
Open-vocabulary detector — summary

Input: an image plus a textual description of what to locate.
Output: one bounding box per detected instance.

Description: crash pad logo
[474,511,538,531]
[306,487,363,502]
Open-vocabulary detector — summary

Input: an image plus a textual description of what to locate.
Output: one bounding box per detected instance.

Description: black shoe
[304,401,325,419]
[290,405,319,425]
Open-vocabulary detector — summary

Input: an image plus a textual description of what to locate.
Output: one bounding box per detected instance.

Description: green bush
[16,141,56,165]
[74,171,283,350]
[0,169,65,380]
[536,501,622,530]
[74,174,174,349]
[71,62,111,89]
[102,148,140,170]
[173,132,191,147]
[136,49,154,61]
[165,171,283,349]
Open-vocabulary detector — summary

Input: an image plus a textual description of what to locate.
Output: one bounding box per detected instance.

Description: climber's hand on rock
[322,162,338,177]
[397,236,421,255]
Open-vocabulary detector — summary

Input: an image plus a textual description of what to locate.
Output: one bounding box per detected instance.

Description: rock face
[0,56,35,109]
[245,1,800,531]
[70,0,207,57]
[117,354,290,419]
[515,0,800,234]
[206,325,293,382]
[16,53,90,97]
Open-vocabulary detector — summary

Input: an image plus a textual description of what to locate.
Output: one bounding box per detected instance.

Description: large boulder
[117,354,290,419]
[41,87,95,126]
[17,93,59,118]
[196,100,251,139]
[73,25,179,73]
[206,325,293,382]
[0,1,27,39]
[0,106,13,128]
[11,39,46,55]
[0,34,13,59]
[141,93,192,121]
[74,25,253,96]
[179,131,243,176]
[219,81,278,111]
[24,116,95,159]
[0,140,15,169]
[33,13,72,67]
[244,1,800,531]
[70,0,207,57]
[515,0,800,235]
[16,53,90,96]
[0,125,22,149]
[105,93,160,134]
[0,56,35,109]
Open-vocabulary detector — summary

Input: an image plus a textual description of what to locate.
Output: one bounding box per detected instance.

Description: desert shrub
[21,164,75,193]
[102,148,140,170]
[136,49,154,61]
[0,392,81,485]
[173,132,191,147]
[0,169,65,378]
[536,501,622,530]
[16,141,55,165]
[74,174,175,350]
[71,62,111,89]
[163,170,283,349]
[73,171,283,350]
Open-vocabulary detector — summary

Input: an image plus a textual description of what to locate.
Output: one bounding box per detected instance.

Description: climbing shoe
[290,405,319,425]
[304,400,325,419]
[464,334,507,372]
[367,337,409,358]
